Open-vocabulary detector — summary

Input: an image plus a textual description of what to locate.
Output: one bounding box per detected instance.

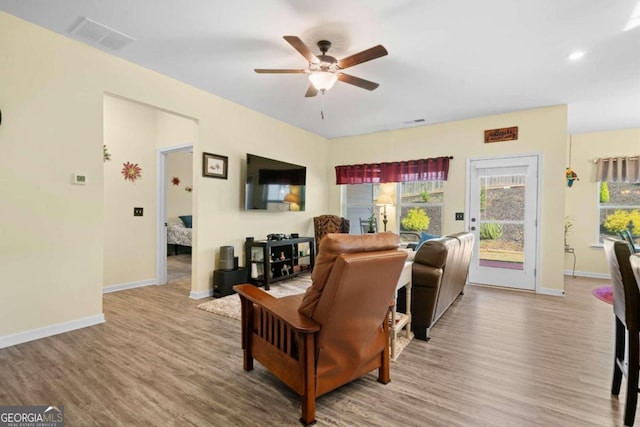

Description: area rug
[197,276,312,320]
[592,285,613,305]
[197,275,413,360]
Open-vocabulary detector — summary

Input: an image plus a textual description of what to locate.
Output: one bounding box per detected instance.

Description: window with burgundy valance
[335,156,451,185]
[339,157,451,237]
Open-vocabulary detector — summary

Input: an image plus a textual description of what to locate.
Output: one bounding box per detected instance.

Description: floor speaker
[219,246,234,270]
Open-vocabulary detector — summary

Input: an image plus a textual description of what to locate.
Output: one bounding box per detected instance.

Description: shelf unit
[245,237,315,290]
[390,261,413,361]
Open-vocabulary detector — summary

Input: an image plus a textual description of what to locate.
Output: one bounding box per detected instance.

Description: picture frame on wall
[202,152,228,179]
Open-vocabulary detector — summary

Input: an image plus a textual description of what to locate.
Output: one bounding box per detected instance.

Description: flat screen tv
[244,153,306,211]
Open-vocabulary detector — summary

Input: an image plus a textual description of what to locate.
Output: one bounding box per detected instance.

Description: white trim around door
[157,144,193,286]
[466,154,542,292]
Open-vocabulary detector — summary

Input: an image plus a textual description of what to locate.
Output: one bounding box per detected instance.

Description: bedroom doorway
[157,144,194,292]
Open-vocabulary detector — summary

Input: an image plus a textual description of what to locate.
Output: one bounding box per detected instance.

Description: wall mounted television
[244,153,306,211]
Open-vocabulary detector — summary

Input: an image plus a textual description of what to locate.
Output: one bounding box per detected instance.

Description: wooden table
[390,261,413,361]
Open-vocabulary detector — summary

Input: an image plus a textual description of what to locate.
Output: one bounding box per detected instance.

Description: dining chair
[619,230,637,253]
[604,238,640,426]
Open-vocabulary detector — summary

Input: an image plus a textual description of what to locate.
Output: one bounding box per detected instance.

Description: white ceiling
[2,0,639,139]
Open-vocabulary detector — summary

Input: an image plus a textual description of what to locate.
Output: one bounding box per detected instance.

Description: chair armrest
[234,284,320,333]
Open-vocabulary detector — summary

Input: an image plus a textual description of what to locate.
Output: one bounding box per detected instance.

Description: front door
[467,155,539,290]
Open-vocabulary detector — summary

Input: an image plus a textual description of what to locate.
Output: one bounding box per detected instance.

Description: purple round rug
[592,286,613,305]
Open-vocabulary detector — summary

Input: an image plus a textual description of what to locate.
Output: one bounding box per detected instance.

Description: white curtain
[595,156,640,182]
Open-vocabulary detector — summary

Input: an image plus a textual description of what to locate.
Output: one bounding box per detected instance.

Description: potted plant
[367,208,376,233]
[564,216,573,248]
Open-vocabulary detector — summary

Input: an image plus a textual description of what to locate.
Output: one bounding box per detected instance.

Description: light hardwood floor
[0,275,627,426]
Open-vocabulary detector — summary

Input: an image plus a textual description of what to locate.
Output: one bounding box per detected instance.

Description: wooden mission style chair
[603,238,640,426]
[234,233,407,425]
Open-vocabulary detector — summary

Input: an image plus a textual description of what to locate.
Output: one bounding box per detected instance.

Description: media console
[245,237,315,290]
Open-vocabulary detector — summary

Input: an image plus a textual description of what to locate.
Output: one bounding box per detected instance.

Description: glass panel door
[468,156,539,290]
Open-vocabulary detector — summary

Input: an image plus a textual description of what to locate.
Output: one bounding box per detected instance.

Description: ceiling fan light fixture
[309,71,337,91]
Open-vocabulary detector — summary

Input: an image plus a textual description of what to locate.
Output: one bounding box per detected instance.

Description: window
[344,183,381,234]
[343,181,444,236]
[399,181,443,236]
[598,181,640,245]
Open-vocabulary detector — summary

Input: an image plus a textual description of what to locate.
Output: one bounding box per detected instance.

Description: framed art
[202,152,228,179]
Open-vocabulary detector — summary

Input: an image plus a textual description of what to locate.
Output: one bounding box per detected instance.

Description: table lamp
[376,193,393,232]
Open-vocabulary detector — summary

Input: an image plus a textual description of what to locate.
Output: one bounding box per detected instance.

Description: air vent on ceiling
[68,17,135,51]
[402,119,426,125]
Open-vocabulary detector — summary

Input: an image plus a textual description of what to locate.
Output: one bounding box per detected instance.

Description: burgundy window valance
[335,156,451,185]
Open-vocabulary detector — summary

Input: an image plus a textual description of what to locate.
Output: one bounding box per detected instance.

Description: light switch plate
[72,173,87,185]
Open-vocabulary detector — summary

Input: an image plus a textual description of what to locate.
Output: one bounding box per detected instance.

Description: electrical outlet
[133,207,143,216]
[455,212,464,221]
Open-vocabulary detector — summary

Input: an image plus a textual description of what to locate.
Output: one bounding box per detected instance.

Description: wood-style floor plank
[0,275,628,426]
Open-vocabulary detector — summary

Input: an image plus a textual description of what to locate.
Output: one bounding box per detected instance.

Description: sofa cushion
[414,232,439,252]
[179,215,193,228]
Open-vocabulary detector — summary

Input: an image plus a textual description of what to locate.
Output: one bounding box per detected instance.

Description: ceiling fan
[255,35,388,97]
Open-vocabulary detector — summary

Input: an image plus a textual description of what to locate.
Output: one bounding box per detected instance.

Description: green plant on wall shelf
[564,216,574,247]
[103,145,111,162]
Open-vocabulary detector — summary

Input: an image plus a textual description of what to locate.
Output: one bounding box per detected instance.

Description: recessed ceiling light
[568,51,585,61]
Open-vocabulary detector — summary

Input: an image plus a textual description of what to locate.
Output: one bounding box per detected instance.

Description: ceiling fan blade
[304,84,318,97]
[337,73,380,91]
[254,69,307,74]
[283,35,319,64]
[338,45,388,69]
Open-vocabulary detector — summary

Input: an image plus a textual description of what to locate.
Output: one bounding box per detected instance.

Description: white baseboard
[103,278,158,294]
[190,289,213,300]
[0,314,105,349]
[537,288,565,297]
[565,270,609,279]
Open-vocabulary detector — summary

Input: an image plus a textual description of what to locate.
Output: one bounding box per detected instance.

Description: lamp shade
[284,193,300,203]
[308,71,338,91]
[376,193,393,206]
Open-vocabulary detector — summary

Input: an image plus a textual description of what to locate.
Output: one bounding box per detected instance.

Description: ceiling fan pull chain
[320,90,326,120]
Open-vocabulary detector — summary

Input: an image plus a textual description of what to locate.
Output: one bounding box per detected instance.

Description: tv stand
[245,237,315,290]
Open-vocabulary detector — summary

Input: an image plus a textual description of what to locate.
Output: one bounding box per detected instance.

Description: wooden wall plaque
[484,126,518,143]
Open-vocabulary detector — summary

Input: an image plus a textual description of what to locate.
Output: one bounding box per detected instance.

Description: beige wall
[328,106,568,293]
[0,12,328,342]
[565,128,640,277]
[103,96,157,287]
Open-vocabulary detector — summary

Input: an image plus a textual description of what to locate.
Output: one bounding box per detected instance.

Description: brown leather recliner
[400,232,474,340]
[234,232,407,426]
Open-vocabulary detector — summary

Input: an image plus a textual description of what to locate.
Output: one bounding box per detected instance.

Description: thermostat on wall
[73,173,87,185]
